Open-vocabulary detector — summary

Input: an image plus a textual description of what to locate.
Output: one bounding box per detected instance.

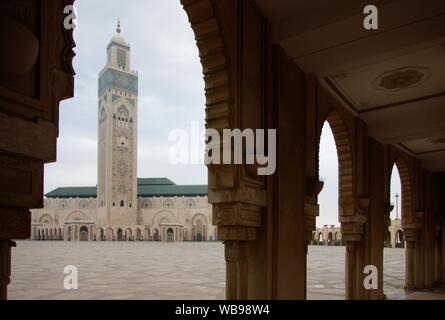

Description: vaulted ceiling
[254,0,445,171]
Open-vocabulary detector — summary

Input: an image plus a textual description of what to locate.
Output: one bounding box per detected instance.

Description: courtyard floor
[8,241,444,300]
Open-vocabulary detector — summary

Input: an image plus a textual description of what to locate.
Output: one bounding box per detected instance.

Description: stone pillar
[405,240,415,289]
[0,240,15,300]
[225,241,241,300]
[341,216,367,300]
[223,236,252,300]
[74,225,79,242]
[345,241,357,299]
[404,226,420,289]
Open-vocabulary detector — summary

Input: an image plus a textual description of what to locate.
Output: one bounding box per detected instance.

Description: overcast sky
[46,0,400,226]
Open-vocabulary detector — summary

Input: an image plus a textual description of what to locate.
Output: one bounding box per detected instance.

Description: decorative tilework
[99,68,138,95]
[126,98,135,107]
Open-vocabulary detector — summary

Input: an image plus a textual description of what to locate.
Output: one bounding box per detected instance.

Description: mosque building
[30,23,215,242]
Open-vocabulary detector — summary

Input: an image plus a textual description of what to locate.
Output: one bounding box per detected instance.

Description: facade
[313,222,403,247]
[30,24,215,243]
[312,225,343,246]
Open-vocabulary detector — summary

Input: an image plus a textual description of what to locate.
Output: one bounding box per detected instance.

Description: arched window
[163,199,174,209]
[120,200,125,207]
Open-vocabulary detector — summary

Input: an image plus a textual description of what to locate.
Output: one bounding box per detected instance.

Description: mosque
[30,23,215,242]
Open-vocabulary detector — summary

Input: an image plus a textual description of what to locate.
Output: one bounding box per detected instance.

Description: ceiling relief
[430,137,445,145]
[372,66,431,91]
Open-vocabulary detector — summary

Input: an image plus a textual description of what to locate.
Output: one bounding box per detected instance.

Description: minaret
[97,21,138,227]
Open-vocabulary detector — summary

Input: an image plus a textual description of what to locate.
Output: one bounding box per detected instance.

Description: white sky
[45,0,401,227]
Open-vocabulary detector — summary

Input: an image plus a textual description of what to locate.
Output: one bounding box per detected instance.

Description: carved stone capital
[213,201,262,228]
[340,218,366,241]
[306,178,324,198]
[218,226,257,242]
[403,226,420,242]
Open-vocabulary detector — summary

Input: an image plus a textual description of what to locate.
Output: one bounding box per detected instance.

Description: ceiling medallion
[430,137,445,145]
[372,66,431,91]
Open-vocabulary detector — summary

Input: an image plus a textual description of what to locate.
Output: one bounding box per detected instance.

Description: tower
[97,21,138,227]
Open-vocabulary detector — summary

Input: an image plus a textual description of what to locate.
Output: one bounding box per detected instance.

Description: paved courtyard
[7,241,434,300]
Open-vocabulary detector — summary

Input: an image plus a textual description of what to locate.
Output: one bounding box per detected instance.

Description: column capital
[218,226,256,242]
[403,225,420,242]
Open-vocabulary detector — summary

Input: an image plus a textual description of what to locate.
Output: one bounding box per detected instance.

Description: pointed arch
[393,157,413,226]
[318,110,354,217]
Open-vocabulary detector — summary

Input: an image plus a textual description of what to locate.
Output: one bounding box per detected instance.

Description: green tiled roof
[137,185,207,197]
[137,178,175,186]
[45,187,97,199]
[45,178,207,199]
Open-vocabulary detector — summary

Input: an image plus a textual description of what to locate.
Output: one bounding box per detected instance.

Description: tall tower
[97,21,138,227]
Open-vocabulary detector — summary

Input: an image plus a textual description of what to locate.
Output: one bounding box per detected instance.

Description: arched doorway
[308,111,349,300]
[167,228,174,242]
[192,215,207,241]
[318,233,323,245]
[67,227,72,241]
[395,230,404,248]
[328,232,333,246]
[384,158,410,298]
[153,229,160,242]
[80,226,89,241]
[117,229,124,241]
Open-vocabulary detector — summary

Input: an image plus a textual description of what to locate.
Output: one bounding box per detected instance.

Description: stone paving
[8,242,444,300]
[307,246,405,300]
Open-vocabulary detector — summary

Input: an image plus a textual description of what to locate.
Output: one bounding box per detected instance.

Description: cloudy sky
[47,0,401,226]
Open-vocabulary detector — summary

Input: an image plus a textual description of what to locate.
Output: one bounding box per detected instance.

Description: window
[117,48,126,68]
[120,200,124,207]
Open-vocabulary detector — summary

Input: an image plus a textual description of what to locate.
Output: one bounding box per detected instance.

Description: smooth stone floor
[307,246,406,300]
[8,242,445,300]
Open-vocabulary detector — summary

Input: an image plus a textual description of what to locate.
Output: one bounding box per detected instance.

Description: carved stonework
[0,210,31,240]
[182,0,266,244]
[305,178,324,241]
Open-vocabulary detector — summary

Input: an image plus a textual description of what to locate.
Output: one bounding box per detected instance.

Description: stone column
[225,241,241,300]
[0,1,75,300]
[404,226,420,289]
[405,240,415,289]
[0,240,15,300]
[345,241,357,299]
[74,225,79,242]
[223,237,251,300]
[341,213,367,300]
